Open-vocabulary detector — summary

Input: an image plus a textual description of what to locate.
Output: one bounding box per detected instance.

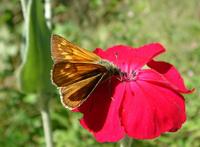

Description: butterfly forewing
[51,34,101,63]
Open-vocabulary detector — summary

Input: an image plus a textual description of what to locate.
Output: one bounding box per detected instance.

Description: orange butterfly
[51,34,120,109]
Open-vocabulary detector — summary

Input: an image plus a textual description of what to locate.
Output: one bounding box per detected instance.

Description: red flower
[76,43,193,142]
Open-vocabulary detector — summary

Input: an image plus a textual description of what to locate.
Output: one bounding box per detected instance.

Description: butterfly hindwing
[52,62,108,109]
[60,73,105,109]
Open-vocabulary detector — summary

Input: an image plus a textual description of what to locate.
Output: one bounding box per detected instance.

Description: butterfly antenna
[114,52,123,81]
[114,52,119,65]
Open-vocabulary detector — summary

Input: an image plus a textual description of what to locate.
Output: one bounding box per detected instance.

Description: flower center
[120,70,138,82]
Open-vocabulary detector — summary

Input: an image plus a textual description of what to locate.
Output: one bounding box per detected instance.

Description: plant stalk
[42,1,53,146]
[120,136,133,147]
[39,93,53,147]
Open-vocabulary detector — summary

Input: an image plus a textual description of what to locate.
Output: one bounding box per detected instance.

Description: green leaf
[19,0,54,94]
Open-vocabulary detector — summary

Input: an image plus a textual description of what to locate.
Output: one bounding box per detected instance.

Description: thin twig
[40,97,53,147]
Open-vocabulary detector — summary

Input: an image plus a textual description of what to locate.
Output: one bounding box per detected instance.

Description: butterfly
[51,34,120,110]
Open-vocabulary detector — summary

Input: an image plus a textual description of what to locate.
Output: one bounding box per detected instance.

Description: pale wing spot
[64,64,71,68]
[61,41,67,46]
[60,52,73,59]
[60,69,65,75]
[64,55,73,59]
[58,44,61,48]
[61,52,69,55]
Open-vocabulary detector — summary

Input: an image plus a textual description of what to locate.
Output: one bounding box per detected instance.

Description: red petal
[94,46,133,66]
[78,78,125,142]
[121,77,186,139]
[130,43,165,70]
[94,43,165,72]
[147,60,194,93]
[93,48,106,57]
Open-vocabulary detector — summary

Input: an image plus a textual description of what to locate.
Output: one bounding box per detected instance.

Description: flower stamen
[120,70,137,81]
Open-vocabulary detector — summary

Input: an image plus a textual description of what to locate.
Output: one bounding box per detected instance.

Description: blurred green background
[0,0,199,146]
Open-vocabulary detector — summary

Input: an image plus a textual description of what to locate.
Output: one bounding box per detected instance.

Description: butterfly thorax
[98,59,120,75]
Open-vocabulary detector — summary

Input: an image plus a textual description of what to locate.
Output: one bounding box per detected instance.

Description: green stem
[41,1,53,145]
[39,93,54,147]
[41,106,53,147]
[120,136,133,147]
